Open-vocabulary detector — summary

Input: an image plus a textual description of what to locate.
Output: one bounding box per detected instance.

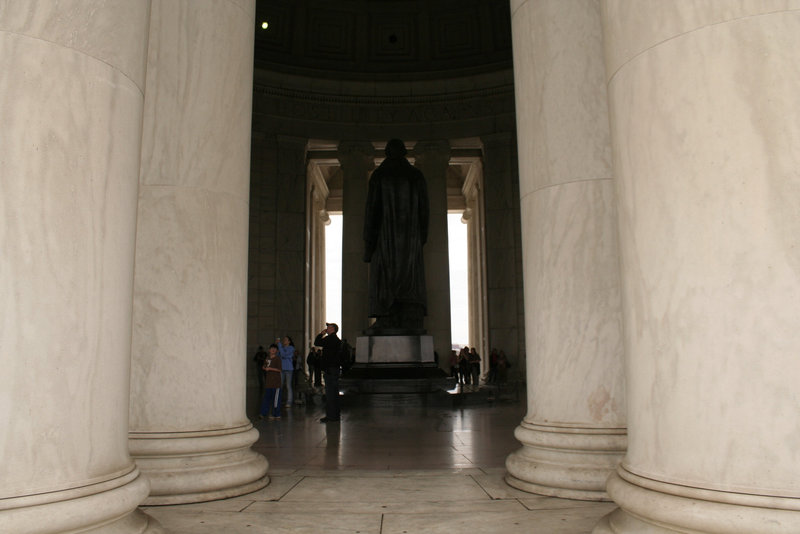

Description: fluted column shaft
[506,0,626,500]
[0,2,160,532]
[413,141,453,365]
[338,141,375,340]
[128,0,268,505]
[596,3,800,532]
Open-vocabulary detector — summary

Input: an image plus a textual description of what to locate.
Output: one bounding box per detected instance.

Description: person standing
[314,322,342,423]
[258,344,283,420]
[469,347,482,390]
[252,345,267,397]
[277,336,295,407]
[449,350,459,380]
[307,346,322,390]
[487,348,499,384]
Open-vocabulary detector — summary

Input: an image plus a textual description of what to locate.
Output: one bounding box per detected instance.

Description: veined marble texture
[601,0,800,80]
[607,4,800,497]
[512,0,612,198]
[139,0,254,196]
[522,179,625,427]
[0,0,150,87]
[1,15,147,495]
[130,186,250,430]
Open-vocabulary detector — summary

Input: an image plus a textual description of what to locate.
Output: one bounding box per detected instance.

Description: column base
[594,467,800,533]
[0,466,162,533]
[130,424,269,505]
[505,420,626,501]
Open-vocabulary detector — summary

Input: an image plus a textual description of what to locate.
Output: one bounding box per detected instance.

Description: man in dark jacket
[314,322,342,422]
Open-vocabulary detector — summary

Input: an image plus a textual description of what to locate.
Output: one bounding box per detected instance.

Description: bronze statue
[363,139,429,334]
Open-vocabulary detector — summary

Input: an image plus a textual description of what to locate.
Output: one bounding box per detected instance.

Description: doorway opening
[306,142,487,368]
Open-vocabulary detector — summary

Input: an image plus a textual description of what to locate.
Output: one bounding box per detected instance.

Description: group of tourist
[253,323,350,423]
[252,335,301,420]
[449,346,512,389]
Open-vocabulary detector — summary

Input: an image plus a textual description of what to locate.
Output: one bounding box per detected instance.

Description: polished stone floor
[143,391,615,533]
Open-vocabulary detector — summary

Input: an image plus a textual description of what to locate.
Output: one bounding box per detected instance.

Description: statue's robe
[363,155,429,318]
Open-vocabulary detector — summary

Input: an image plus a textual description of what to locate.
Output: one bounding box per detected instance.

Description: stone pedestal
[355,335,435,365]
[341,336,455,394]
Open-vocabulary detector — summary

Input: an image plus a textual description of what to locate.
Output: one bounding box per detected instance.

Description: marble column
[0,2,161,532]
[506,0,626,500]
[129,0,269,505]
[306,160,332,358]
[338,141,376,340]
[413,141,453,366]
[595,3,800,532]
[461,161,489,359]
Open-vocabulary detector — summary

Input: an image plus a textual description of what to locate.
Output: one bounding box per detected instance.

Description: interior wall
[247,68,525,397]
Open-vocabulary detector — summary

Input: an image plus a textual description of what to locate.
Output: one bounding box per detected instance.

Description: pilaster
[338,141,376,340]
[413,140,453,367]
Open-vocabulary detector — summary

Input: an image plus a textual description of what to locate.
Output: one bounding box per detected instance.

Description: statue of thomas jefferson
[363,139,429,334]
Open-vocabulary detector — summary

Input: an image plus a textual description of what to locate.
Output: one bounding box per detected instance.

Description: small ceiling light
[261,21,269,30]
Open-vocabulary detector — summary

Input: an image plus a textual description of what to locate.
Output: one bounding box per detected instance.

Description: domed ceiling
[254,0,513,80]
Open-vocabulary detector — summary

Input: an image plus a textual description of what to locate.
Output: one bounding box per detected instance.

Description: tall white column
[129,0,268,505]
[414,141,453,366]
[338,141,375,340]
[596,3,800,532]
[0,2,160,532]
[506,0,626,500]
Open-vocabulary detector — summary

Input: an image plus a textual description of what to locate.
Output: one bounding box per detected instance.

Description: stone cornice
[253,80,515,125]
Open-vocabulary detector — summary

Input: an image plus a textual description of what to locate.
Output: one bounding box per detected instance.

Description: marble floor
[143,391,616,533]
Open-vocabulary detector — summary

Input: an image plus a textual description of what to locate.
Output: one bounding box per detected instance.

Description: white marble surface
[0,0,150,86]
[130,186,250,428]
[522,180,625,425]
[607,3,800,498]
[128,0,267,504]
[601,0,800,81]
[137,0,254,197]
[508,0,625,500]
[145,471,615,534]
[512,0,613,198]
[0,2,154,530]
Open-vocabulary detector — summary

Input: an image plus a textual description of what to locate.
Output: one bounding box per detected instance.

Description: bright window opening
[325,213,343,327]
[448,212,469,347]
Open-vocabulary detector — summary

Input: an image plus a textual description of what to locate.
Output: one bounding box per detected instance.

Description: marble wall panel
[138,0,253,196]
[276,212,306,251]
[522,175,624,426]
[130,186,250,430]
[1,21,146,495]
[512,0,612,199]
[0,0,149,86]
[601,0,800,79]
[487,288,519,329]
[608,8,800,496]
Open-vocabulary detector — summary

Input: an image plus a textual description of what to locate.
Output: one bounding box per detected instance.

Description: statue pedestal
[341,335,455,394]
[355,335,434,365]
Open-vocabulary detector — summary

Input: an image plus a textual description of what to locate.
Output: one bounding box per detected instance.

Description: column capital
[337,140,376,171]
[412,140,451,172]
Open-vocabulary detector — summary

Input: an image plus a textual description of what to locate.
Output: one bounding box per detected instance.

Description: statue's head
[385,138,407,158]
